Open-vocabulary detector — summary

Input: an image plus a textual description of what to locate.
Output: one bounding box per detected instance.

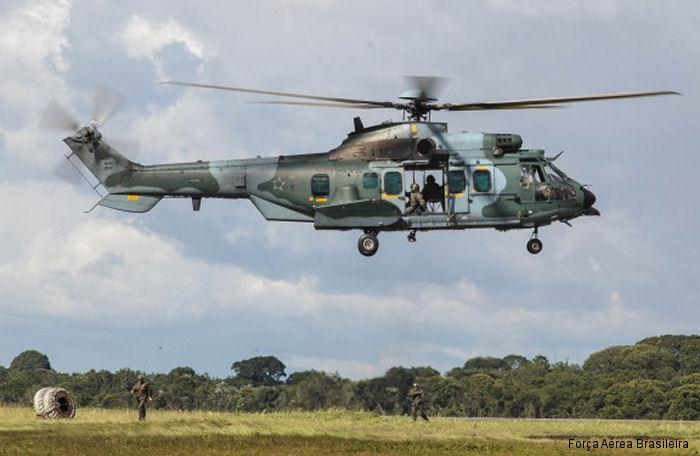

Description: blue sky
[0,0,698,379]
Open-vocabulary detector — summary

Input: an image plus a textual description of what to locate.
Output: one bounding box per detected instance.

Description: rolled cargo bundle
[34,387,76,419]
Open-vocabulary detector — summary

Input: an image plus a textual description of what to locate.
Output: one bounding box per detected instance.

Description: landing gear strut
[527,227,543,254]
[358,231,379,257]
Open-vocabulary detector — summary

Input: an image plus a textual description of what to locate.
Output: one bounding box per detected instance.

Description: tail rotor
[40,86,137,189]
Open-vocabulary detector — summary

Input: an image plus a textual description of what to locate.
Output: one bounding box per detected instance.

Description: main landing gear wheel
[527,238,543,254]
[358,232,379,257]
[526,227,543,254]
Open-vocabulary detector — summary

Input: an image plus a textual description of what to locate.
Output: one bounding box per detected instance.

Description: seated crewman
[422,175,444,211]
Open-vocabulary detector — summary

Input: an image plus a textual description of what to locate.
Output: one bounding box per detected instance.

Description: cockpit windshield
[544,160,569,183]
[521,160,576,201]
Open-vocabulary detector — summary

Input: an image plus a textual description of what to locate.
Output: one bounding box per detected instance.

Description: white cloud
[0,0,74,169]
[126,90,245,163]
[0,189,661,342]
[120,15,204,60]
[0,0,73,72]
[119,14,206,80]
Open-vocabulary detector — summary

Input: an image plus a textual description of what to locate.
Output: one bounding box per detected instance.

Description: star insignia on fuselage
[271,177,286,191]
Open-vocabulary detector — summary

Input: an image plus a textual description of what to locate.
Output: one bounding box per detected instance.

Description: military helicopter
[41,79,678,256]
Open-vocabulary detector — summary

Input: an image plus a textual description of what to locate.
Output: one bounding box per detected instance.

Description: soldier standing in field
[130,376,152,420]
[408,383,429,421]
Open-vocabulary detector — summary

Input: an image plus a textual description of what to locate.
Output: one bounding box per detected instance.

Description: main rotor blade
[39,100,80,132]
[161,80,397,108]
[254,100,388,109]
[440,90,681,111]
[92,85,124,125]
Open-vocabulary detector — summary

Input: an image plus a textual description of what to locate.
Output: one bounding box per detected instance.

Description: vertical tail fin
[63,128,134,191]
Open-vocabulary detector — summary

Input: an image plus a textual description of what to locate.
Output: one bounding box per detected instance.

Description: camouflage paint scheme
[63,119,598,254]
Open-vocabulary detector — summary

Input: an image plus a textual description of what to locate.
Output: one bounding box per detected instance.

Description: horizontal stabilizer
[98,194,162,213]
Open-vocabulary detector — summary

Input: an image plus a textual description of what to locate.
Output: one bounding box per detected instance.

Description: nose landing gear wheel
[358,232,379,256]
[527,238,543,254]
[407,229,417,243]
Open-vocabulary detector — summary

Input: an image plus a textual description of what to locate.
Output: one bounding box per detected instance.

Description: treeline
[1,335,699,420]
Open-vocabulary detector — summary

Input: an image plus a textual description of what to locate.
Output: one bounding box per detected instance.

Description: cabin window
[447,170,466,193]
[473,169,491,192]
[383,171,402,195]
[311,174,330,197]
[363,172,378,189]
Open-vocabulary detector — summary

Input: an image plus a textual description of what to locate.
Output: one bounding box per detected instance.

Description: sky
[0,0,698,380]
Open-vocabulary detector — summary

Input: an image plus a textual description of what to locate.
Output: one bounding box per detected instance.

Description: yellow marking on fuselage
[127,195,139,200]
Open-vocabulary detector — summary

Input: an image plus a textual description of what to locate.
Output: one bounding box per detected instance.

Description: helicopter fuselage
[64,120,597,255]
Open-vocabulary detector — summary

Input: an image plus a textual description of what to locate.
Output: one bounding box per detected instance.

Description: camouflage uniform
[131,377,152,420]
[408,383,429,421]
[405,183,426,215]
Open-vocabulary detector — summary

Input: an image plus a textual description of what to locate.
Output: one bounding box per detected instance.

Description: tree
[596,379,667,419]
[162,366,204,410]
[231,356,286,386]
[667,384,700,420]
[447,355,529,379]
[502,354,530,370]
[285,370,350,410]
[351,366,440,415]
[583,344,676,381]
[637,335,700,374]
[10,350,51,371]
[464,357,509,371]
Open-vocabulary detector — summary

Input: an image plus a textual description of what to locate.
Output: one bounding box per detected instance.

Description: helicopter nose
[582,187,596,209]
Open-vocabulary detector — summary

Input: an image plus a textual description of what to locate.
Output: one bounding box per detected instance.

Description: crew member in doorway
[406,183,426,214]
[422,175,444,211]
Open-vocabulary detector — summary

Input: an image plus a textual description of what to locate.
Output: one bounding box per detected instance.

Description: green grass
[1,407,699,455]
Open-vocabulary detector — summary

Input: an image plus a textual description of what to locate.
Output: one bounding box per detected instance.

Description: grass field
[1,407,698,455]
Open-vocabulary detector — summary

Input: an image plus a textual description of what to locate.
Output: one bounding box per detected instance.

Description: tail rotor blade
[92,85,124,125]
[39,100,80,133]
